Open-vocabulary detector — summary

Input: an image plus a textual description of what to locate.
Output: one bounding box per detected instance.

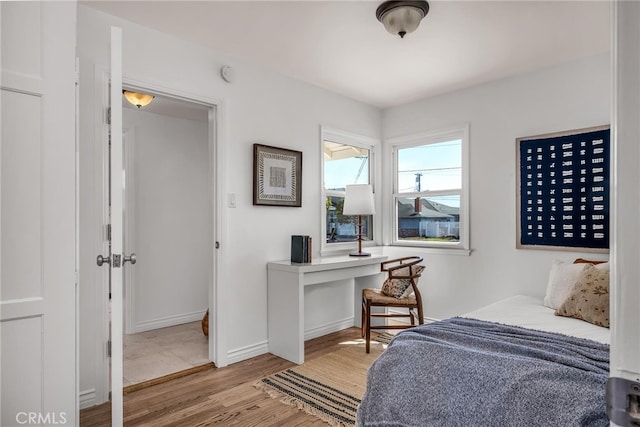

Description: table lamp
[343,184,375,257]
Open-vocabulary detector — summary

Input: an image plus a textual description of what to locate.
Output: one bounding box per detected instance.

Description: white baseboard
[227,340,269,365]
[226,317,355,365]
[134,310,206,333]
[304,317,354,341]
[79,388,96,410]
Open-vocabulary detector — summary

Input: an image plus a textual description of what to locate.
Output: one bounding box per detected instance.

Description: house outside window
[321,127,377,254]
[390,125,470,252]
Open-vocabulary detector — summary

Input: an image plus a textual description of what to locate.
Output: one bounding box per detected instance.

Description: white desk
[267,254,387,364]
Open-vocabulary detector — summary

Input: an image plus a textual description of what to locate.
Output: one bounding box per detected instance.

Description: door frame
[94,71,227,402]
[123,127,135,335]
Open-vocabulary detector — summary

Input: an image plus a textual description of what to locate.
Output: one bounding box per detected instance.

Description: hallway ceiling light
[376,1,429,38]
[122,90,155,108]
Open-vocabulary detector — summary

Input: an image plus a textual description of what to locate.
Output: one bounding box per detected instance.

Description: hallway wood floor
[80,328,380,426]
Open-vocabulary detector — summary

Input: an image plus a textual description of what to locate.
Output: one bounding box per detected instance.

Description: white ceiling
[88,0,610,109]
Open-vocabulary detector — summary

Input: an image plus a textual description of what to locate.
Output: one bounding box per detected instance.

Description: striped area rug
[255,342,384,426]
[373,332,396,345]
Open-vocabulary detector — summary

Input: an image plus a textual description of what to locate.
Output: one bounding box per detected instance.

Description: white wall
[381,53,611,320]
[77,5,382,406]
[123,108,210,332]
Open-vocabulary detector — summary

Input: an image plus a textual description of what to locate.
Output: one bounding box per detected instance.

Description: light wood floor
[80,327,377,426]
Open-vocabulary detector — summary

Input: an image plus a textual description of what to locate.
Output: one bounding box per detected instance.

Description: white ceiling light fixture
[122,90,155,108]
[376,1,430,39]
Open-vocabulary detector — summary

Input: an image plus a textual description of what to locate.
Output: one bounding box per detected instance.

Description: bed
[356,294,610,426]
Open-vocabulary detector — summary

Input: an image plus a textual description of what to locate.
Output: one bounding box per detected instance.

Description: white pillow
[594,262,610,271]
[543,260,589,309]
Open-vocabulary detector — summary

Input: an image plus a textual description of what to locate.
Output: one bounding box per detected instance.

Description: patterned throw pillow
[381,265,425,299]
[555,265,609,328]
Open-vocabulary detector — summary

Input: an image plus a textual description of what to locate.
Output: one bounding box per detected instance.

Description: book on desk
[291,235,312,263]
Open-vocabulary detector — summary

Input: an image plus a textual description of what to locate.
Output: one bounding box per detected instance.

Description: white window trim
[320,126,381,256]
[386,123,470,254]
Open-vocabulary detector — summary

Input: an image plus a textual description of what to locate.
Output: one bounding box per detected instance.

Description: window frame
[320,126,380,255]
[388,124,470,254]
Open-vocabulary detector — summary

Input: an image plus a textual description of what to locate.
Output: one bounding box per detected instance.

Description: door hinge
[107,339,111,358]
[607,377,640,425]
[75,57,80,85]
[106,107,111,125]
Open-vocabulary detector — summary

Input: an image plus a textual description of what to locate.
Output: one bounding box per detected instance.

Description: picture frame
[516,125,610,253]
[253,143,302,207]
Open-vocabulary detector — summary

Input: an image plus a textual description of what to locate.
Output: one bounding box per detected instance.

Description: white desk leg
[267,269,305,364]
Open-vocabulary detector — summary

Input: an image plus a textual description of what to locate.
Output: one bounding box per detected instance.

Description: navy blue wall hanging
[516,125,610,252]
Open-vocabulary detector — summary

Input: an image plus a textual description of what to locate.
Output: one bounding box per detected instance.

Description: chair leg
[365,299,372,353]
[361,296,366,338]
[417,302,424,325]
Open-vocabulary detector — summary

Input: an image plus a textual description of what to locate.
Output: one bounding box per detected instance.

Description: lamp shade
[343,184,375,216]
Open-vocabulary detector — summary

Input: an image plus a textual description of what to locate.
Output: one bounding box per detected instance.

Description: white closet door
[0,2,78,425]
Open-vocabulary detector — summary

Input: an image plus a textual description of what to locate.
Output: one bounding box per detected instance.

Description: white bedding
[464,294,610,345]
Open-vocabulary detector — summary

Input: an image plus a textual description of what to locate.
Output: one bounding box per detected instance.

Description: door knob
[96,255,111,267]
[123,253,137,265]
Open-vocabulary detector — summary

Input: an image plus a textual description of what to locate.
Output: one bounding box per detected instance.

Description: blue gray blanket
[356,317,609,427]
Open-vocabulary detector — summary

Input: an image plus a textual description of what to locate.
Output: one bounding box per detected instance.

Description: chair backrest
[381,256,425,298]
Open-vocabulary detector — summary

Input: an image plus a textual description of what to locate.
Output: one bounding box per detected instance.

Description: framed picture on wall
[516,125,610,252]
[253,144,302,207]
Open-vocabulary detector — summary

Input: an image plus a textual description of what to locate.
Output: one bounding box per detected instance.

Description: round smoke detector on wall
[220,65,235,83]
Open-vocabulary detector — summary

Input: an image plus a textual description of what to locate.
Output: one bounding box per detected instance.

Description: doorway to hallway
[117,91,215,389]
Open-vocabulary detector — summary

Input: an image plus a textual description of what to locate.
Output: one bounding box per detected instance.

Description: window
[321,128,377,253]
[391,125,469,252]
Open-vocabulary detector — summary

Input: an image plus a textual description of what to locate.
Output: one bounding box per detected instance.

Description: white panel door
[609,2,640,426]
[94,26,129,425]
[0,1,78,425]
[109,26,128,426]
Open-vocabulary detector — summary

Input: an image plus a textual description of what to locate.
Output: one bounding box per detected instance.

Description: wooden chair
[361,256,425,353]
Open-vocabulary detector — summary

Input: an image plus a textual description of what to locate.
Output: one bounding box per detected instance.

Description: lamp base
[349,251,371,257]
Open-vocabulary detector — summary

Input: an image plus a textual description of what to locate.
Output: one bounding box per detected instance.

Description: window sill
[320,242,383,258]
[322,243,471,257]
[388,243,472,256]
